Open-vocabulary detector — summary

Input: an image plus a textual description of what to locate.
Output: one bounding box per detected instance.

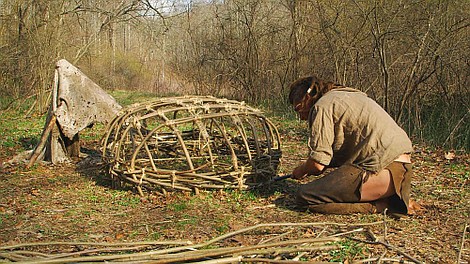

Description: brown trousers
[296,162,412,214]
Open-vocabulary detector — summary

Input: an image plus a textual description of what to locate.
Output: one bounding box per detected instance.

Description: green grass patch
[128,230,140,239]
[114,195,140,207]
[176,215,198,228]
[80,123,106,142]
[0,213,9,226]
[149,231,162,240]
[109,90,161,106]
[445,163,470,180]
[30,200,40,206]
[328,239,368,262]
[225,189,257,203]
[168,201,188,212]
[215,218,230,234]
[0,110,45,156]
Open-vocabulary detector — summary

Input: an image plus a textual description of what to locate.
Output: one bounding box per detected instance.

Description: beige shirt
[308,88,413,173]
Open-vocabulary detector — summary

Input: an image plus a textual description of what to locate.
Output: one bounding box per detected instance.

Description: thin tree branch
[457,222,468,264]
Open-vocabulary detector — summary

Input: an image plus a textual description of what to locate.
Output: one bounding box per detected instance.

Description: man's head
[288,75,339,120]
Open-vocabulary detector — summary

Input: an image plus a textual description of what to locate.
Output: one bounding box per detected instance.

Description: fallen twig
[0,240,192,251]
[374,240,422,264]
[189,256,242,264]
[242,257,334,263]
[382,208,388,243]
[457,222,468,264]
[0,221,422,263]
[0,252,28,262]
[354,257,416,263]
[152,245,340,264]
[258,230,293,244]
[330,227,364,237]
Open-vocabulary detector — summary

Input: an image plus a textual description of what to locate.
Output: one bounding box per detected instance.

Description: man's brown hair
[288,75,340,105]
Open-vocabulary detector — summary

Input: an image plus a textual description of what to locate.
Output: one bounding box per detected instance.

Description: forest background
[0,0,469,151]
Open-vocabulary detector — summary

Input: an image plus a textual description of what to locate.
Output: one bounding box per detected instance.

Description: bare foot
[408,199,425,215]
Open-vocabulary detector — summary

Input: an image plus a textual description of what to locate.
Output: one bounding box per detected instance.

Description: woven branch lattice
[101,96,281,195]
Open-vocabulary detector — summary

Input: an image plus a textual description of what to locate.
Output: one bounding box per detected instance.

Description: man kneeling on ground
[288,75,416,215]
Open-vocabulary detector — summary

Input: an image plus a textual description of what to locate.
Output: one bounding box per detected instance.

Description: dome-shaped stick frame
[101,96,282,195]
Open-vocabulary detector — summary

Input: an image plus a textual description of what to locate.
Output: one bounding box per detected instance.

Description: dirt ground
[0,120,468,263]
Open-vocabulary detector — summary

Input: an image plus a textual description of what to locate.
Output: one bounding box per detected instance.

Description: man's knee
[295,184,323,207]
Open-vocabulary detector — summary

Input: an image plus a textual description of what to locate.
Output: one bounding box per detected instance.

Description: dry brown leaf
[31,189,40,196]
[115,233,125,240]
[444,152,456,160]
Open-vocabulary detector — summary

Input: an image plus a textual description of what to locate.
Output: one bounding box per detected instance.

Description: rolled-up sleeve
[308,105,335,166]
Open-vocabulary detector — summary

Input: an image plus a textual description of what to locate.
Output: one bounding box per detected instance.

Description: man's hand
[292,163,308,179]
[292,157,325,180]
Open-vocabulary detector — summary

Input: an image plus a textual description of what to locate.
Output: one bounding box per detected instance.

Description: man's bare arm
[292,156,325,179]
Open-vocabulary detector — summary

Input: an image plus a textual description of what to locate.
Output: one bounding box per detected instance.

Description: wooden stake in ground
[27,113,57,168]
